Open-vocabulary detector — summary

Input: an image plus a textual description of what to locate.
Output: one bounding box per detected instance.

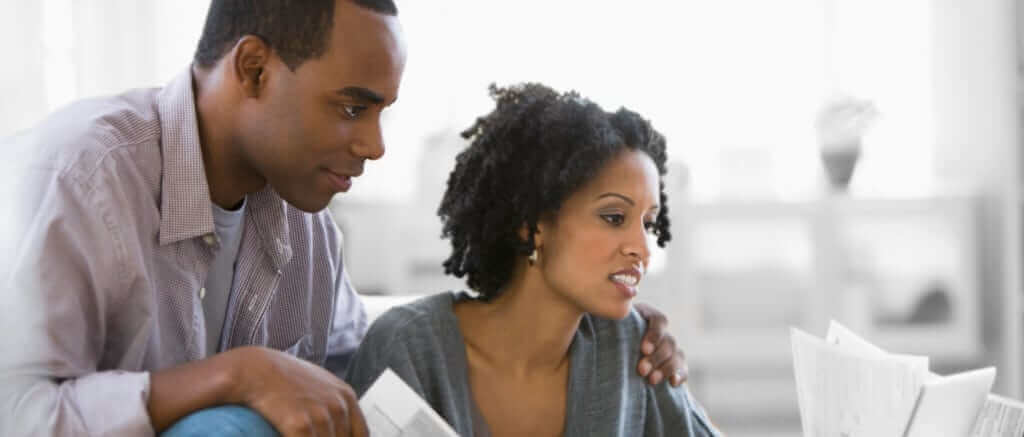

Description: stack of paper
[970,394,1024,437]
[358,368,459,437]
[791,321,996,437]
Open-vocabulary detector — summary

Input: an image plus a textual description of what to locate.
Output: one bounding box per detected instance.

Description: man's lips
[324,169,353,192]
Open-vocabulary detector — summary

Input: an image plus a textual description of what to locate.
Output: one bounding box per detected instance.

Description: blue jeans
[162,405,280,437]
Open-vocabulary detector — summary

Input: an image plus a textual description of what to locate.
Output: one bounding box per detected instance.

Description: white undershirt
[202,198,246,355]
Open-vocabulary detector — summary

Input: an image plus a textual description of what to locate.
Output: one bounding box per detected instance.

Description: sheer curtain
[0,0,206,138]
[1,0,938,202]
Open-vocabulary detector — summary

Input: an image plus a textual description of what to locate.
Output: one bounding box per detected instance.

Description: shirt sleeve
[0,168,154,436]
[323,225,369,374]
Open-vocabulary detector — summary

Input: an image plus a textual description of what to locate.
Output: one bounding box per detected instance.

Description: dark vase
[820,141,861,191]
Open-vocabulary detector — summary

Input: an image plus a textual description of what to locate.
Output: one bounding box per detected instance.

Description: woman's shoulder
[584,306,648,349]
[577,309,720,434]
[347,291,470,395]
[363,291,466,345]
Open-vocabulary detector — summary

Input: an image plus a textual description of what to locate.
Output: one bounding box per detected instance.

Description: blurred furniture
[637,194,983,435]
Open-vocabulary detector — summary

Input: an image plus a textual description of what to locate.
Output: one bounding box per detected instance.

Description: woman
[346,83,719,436]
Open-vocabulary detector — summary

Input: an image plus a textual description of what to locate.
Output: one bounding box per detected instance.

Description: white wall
[931,0,1022,397]
[0,2,46,136]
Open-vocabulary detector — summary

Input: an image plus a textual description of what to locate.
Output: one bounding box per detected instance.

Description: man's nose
[351,119,385,161]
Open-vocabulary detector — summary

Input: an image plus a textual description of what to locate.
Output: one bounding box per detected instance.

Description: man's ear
[230,35,272,99]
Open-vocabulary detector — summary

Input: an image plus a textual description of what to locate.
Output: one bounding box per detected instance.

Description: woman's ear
[518,221,545,248]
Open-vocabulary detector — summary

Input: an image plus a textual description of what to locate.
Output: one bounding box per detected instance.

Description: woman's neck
[457,268,583,377]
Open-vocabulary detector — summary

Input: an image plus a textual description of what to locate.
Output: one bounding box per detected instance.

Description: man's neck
[191,64,266,209]
[458,268,583,377]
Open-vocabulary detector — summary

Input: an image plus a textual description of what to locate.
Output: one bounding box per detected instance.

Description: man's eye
[601,214,625,226]
[341,105,367,119]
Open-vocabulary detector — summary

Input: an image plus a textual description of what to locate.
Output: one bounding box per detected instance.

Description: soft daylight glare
[2,1,1020,436]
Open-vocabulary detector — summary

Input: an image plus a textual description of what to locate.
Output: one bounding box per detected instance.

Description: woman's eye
[341,105,367,119]
[644,221,656,233]
[601,214,625,226]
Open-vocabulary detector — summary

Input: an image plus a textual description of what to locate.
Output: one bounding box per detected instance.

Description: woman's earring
[528,248,538,266]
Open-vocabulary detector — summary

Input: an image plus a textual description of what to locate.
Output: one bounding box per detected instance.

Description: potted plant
[815,95,880,191]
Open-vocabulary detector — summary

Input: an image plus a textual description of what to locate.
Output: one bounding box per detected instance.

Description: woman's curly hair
[438,83,671,300]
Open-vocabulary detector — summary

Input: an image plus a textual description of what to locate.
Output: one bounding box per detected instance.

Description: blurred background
[2,1,1023,435]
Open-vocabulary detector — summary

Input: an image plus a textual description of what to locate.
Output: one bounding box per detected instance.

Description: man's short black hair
[438,83,672,300]
[194,0,398,71]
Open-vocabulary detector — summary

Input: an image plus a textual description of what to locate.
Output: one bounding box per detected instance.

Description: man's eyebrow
[596,193,635,206]
[335,87,386,105]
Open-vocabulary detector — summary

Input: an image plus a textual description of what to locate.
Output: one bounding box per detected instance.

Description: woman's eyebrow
[595,192,634,206]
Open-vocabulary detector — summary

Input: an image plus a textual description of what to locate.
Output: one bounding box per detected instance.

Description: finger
[637,358,653,377]
[647,370,663,384]
[648,336,677,370]
[311,405,336,437]
[669,355,690,387]
[650,340,681,386]
[280,413,315,437]
[325,396,347,437]
[349,401,370,437]
[341,385,369,437]
[333,397,351,437]
[635,305,668,356]
[641,340,655,355]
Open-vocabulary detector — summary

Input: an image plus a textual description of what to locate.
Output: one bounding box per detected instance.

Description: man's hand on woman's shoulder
[634,303,689,388]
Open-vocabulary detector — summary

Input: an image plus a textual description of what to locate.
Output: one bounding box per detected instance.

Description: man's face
[239,1,407,212]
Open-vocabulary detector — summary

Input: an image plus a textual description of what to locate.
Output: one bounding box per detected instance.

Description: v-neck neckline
[440,291,595,437]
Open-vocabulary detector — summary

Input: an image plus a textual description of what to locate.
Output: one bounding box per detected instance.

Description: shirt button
[202,234,217,246]
[199,287,206,300]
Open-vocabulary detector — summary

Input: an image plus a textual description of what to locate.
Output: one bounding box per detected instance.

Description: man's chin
[281,192,335,213]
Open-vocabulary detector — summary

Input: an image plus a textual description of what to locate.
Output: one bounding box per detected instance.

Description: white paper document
[970,394,1024,437]
[905,367,996,437]
[791,321,998,437]
[358,368,459,437]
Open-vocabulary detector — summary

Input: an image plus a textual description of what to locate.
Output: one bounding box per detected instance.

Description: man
[0,1,689,436]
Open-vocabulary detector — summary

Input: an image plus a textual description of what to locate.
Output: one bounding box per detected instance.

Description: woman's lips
[611,279,638,298]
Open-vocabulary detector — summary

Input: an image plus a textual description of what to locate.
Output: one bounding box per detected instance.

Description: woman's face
[536,149,662,320]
